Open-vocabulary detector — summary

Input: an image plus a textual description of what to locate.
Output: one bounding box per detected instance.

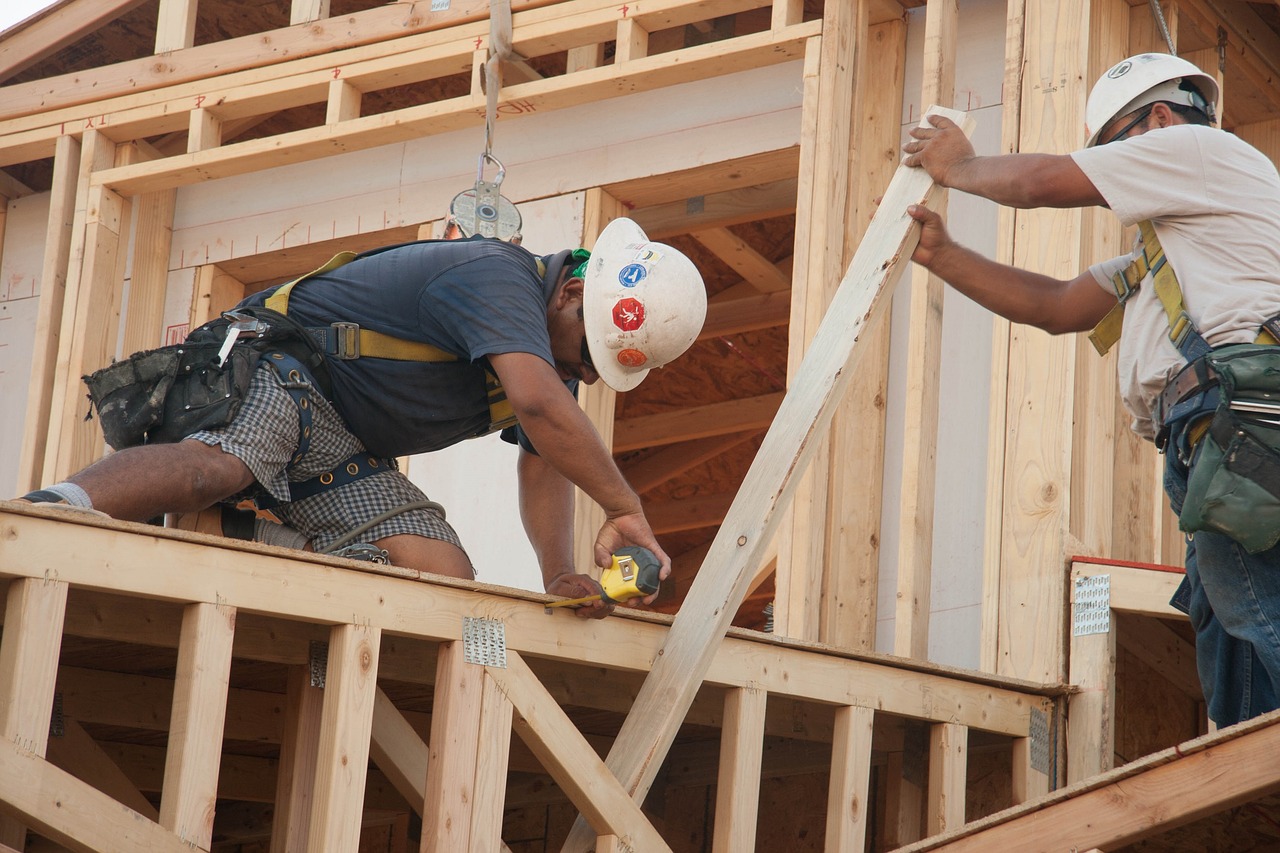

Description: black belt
[1155,356,1220,427]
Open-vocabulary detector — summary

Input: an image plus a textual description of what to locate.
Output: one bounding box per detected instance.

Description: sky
[1,0,58,34]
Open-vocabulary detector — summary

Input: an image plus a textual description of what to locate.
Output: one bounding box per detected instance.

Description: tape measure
[546,546,662,608]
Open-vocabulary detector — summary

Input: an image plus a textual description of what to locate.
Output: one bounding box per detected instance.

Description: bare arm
[907,204,1117,334]
[903,115,1106,209]
[490,351,672,591]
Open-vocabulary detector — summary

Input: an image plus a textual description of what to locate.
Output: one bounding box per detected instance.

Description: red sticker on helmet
[617,348,648,368]
[612,297,645,331]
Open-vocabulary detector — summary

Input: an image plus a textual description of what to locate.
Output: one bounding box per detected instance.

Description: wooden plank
[189,264,246,329]
[1071,562,1185,619]
[574,189,623,577]
[470,670,515,851]
[0,0,149,83]
[927,722,966,835]
[0,739,193,853]
[1117,615,1201,700]
[421,641,481,853]
[305,623,382,852]
[154,0,199,53]
[291,0,331,26]
[691,227,790,292]
[1010,736,1049,806]
[0,577,69,848]
[711,687,767,853]
[621,433,759,495]
[560,109,977,850]
[822,17,905,652]
[121,158,178,357]
[187,108,223,153]
[45,718,159,820]
[632,178,800,239]
[271,666,325,853]
[159,603,235,848]
[369,688,429,815]
[1067,614,1117,783]
[893,0,957,662]
[605,148,798,211]
[615,16,650,63]
[897,712,1280,852]
[487,651,671,851]
[326,78,363,125]
[823,705,874,852]
[701,291,791,339]
[612,392,784,452]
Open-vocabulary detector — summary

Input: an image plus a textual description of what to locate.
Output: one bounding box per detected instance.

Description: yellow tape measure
[546,547,662,608]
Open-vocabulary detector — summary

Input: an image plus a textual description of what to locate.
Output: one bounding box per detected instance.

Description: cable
[321,499,447,554]
[1148,0,1177,55]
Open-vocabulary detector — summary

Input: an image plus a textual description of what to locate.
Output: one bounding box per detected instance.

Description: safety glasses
[1101,106,1153,145]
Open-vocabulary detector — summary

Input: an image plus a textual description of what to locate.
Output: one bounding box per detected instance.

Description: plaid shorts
[188,358,462,554]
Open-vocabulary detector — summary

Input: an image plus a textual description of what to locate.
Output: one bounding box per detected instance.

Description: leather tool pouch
[83,307,326,451]
[1180,344,1280,553]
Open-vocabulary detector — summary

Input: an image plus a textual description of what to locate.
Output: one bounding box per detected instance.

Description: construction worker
[18,218,707,618]
[901,53,1280,726]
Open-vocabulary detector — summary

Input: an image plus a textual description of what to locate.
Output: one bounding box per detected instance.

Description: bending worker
[902,53,1280,726]
[18,217,707,618]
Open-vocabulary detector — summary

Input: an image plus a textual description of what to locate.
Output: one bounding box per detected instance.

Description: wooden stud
[14,132,78,493]
[615,17,649,64]
[421,641,482,853]
[771,0,803,30]
[824,705,874,852]
[487,650,671,851]
[291,0,331,27]
[370,688,429,815]
[622,433,759,496]
[306,623,382,853]
[187,108,223,153]
[326,78,363,124]
[121,185,178,354]
[271,666,325,853]
[561,111,976,851]
[711,687,767,853]
[469,669,514,851]
[884,730,925,847]
[1067,598,1116,783]
[188,264,246,329]
[893,0,957,662]
[567,43,605,73]
[0,577,69,849]
[1010,736,1049,805]
[927,722,967,835]
[154,0,198,54]
[159,602,235,848]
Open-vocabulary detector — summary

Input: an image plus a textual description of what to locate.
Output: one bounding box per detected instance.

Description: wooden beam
[0,0,149,83]
[0,577,69,848]
[121,161,178,356]
[1071,561,1185,619]
[691,227,790,292]
[631,178,799,239]
[612,392,783,452]
[701,291,791,339]
[621,433,759,495]
[893,0,957,662]
[159,603,235,848]
[271,666,324,853]
[370,688,429,816]
[605,148,799,211]
[824,705,875,852]
[897,711,1280,852]
[0,739,191,853]
[646,492,735,535]
[711,687,767,853]
[45,719,159,820]
[470,669,515,851]
[422,642,482,853]
[306,623,382,852]
[560,109,976,850]
[927,722,967,835]
[487,651,671,851]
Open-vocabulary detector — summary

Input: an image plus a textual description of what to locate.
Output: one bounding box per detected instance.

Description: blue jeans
[1165,433,1280,726]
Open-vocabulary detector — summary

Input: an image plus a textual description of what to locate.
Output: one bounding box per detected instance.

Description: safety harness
[250,247,536,506]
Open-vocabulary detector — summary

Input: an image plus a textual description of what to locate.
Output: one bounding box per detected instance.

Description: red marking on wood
[195,95,206,108]
[619,4,630,17]
[333,68,342,78]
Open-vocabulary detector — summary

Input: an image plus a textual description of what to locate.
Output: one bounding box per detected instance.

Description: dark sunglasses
[580,337,596,371]
[1101,106,1152,145]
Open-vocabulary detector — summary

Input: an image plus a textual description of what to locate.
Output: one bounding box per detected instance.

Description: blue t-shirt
[241,237,564,457]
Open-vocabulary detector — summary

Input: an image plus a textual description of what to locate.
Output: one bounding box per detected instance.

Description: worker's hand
[906,203,955,269]
[595,510,672,607]
[545,572,614,620]
[901,114,975,187]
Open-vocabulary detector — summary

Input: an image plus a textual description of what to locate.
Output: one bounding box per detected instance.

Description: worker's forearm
[516,452,578,587]
[517,399,641,519]
[946,154,1097,209]
[923,242,1076,333]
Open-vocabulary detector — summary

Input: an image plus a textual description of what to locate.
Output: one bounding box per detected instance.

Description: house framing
[1,0,1279,849]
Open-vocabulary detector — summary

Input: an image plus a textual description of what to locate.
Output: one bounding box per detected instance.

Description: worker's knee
[375,534,474,580]
[166,440,255,508]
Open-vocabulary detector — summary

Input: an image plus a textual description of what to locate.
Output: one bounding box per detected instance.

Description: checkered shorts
[188,358,462,554]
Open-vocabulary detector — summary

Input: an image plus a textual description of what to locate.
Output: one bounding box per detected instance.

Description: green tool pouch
[1179,344,1280,553]
[83,335,259,451]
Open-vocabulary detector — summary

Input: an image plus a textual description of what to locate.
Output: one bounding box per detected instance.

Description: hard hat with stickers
[582,218,707,392]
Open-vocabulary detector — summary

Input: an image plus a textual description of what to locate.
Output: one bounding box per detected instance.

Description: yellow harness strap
[263,250,519,431]
[1089,220,1274,356]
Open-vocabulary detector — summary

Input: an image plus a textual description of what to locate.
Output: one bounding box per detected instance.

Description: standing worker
[901,53,1280,726]
[17,218,707,618]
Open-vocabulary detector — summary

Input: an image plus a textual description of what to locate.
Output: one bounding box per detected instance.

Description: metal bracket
[49,692,64,738]
[463,617,507,668]
[430,0,451,9]
[1073,574,1111,637]
[1029,707,1051,775]
[309,640,329,689]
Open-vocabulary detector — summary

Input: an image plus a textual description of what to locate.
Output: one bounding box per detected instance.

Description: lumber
[45,718,159,820]
[0,739,191,853]
[488,651,671,851]
[710,687,767,852]
[927,723,967,835]
[612,392,784,452]
[154,0,197,54]
[1071,561,1184,619]
[422,642,482,853]
[824,705,875,852]
[470,670,515,851]
[370,688,429,815]
[0,0,148,83]
[560,107,977,851]
[305,623,381,852]
[691,226,791,292]
[270,667,324,853]
[622,433,759,495]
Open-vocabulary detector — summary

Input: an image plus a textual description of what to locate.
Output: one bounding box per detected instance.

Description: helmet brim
[583,218,653,392]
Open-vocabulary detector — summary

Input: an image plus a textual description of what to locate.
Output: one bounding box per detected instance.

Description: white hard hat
[582,218,707,392]
[1084,53,1218,147]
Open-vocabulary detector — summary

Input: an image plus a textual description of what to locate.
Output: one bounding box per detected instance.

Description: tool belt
[1168,344,1280,553]
[83,307,328,451]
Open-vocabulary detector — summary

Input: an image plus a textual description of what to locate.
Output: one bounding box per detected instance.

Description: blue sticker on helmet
[618,264,648,287]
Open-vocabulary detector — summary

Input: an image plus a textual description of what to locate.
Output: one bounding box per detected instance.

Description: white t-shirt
[1071,124,1280,439]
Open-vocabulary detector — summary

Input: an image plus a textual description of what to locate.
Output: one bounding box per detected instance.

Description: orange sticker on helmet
[617,349,648,368]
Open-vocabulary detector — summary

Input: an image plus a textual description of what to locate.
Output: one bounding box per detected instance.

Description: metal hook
[477,152,506,187]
